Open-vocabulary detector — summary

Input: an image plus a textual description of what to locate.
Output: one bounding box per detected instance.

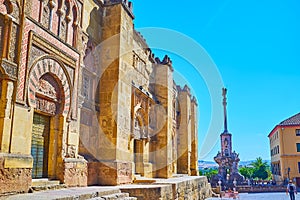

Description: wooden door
[31,113,50,178]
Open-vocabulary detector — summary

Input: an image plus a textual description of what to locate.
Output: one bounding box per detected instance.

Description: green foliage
[251,157,270,180]
[239,166,254,179]
[200,168,218,180]
[239,157,271,180]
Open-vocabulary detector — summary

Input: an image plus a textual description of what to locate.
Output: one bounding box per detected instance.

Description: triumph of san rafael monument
[0,0,212,198]
[211,88,244,187]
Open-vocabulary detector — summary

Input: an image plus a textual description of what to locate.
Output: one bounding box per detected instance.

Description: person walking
[287,180,297,200]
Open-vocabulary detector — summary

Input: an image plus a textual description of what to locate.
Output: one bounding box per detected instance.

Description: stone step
[30,179,66,192]
[133,179,156,184]
[101,192,129,199]
[88,192,137,200]
[133,175,156,184]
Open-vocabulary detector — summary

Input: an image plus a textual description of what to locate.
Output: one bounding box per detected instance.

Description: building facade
[0,0,199,194]
[268,113,300,186]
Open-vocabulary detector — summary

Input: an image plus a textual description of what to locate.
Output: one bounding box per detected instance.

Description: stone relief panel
[35,74,60,115]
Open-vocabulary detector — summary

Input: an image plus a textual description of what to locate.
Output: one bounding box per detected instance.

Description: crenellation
[191,96,198,106]
[161,55,173,70]
[133,30,148,50]
[104,0,134,19]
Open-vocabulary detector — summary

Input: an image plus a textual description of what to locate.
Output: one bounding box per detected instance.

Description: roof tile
[279,112,300,126]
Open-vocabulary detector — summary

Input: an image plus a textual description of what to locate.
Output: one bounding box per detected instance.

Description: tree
[199,168,218,181]
[239,166,254,179]
[250,157,270,180]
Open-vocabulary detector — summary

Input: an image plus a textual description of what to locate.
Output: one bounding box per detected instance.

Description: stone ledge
[119,175,212,200]
[0,153,33,169]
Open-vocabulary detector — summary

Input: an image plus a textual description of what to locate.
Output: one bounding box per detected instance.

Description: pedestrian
[286,180,297,200]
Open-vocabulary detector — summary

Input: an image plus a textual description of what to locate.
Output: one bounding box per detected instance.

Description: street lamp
[218,179,222,199]
[233,178,237,192]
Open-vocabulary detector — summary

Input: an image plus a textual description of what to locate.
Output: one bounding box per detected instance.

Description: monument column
[211,88,244,187]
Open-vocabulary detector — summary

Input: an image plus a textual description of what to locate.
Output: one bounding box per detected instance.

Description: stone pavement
[206,192,300,200]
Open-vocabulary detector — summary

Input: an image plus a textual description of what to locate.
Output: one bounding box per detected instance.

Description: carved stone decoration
[10,0,20,23]
[4,81,14,118]
[36,97,56,115]
[35,74,60,115]
[62,159,87,187]
[8,22,18,63]
[28,45,47,68]
[37,79,57,100]
[66,145,76,158]
[58,0,70,42]
[42,0,50,28]
[28,57,71,116]
[211,88,244,187]
[1,59,17,79]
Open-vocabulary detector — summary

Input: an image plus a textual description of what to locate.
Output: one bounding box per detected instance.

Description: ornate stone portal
[211,88,244,187]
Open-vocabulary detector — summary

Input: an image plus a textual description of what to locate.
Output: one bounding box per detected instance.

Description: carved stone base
[88,161,132,186]
[0,153,32,194]
[61,158,88,187]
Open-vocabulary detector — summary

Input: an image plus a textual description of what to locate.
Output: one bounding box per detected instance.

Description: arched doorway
[28,57,71,180]
[133,116,144,175]
[31,73,63,178]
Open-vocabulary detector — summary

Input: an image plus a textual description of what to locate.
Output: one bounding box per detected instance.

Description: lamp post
[233,178,237,192]
[218,179,222,199]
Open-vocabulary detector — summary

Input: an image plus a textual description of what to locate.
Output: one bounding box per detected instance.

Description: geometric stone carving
[1,59,17,79]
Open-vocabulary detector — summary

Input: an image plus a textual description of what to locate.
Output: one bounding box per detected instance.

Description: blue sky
[131,0,300,161]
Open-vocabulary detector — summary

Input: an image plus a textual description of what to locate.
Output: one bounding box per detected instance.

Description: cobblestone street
[207,192,300,200]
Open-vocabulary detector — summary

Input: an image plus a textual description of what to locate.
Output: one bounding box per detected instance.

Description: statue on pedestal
[211,88,244,187]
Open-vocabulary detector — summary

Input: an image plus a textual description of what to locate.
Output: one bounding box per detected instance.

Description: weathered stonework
[0,0,87,194]
[59,158,88,187]
[120,176,212,200]
[0,154,32,194]
[0,0,203,196]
